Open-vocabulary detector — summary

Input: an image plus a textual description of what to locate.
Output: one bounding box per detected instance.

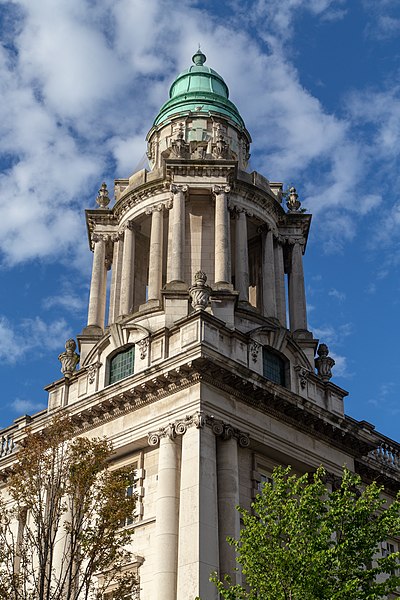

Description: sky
[0,0,399,441]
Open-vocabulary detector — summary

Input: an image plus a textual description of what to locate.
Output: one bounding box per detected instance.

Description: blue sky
[0,0,399,441]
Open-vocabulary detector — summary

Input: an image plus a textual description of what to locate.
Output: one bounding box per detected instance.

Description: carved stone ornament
[147,412,205,445]
[96,182,110,208]
[212,184,231,196]
[138,338,149,360]
[249,340,261,363]
[295,365,310,389]
[88,362,101,385]
[170,123,189,158]
[189,270,211,310]
[315,343,335,382]
[147,412,249,448]
[58,339,80,378]
[213,124,229,159]
[286,186,301,212]
[170,183,188,197]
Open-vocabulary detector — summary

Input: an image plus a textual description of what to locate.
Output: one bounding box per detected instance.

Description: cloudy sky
[0,0,399,440]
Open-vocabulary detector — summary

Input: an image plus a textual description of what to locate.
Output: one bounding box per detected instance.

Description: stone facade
[0,50,399,599]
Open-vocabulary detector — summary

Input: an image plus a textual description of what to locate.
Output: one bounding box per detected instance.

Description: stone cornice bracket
[207,415,250,448]
[212,184,231,197]
[147,411,205,446]
[170,183,188,197]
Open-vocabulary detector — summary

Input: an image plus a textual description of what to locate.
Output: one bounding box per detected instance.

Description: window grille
[109,346,135,385]
[262,347,285,386]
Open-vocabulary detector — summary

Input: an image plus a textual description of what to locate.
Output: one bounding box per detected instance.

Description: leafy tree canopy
[0,415,137,600]
[213,466,400,600]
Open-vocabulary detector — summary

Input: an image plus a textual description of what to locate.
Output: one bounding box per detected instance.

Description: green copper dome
[153,50,245,128]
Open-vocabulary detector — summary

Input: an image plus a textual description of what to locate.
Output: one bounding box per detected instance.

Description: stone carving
[189,271,211,310]
[249,340,261,363]
[212,184,231,196]
[147,413,250,448]
[295,365,310,389]
[315,343,335,382]
[170,123,189,158]
[170,183,188,197]
[147,411,205,445]
[96,182,110,208]
[213,124,229,159]
[58,339,80,378]
[286,186,301,212]
[88,362,101,385]
[138,338,149,360]
[208,416,250,447]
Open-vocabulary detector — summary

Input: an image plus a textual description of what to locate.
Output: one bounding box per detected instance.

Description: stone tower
[2,49,399,600]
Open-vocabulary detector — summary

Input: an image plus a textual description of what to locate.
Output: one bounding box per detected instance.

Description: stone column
[288,240,307,332]
[147,206,164,301]
[119,222,135,316]
[87,234,107,329]
[217,436,240,584]
[274,239,287,327]
[213,185,231,286]
[177,425,219,600]
[108,233,123,324]
[153,435,180,600]
[168,184,187,283]
[235,210,249,301]
[262,226,277,318]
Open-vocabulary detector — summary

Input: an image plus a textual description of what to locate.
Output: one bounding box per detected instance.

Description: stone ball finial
[192,48,206,66]
[286,186,302,212]
[96,182,110,208]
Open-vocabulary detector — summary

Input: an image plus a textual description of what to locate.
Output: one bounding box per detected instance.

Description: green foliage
[0,415,137,600]
[212,466,400,600]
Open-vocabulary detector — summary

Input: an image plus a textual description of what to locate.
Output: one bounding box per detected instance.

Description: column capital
[170,183,188,196]
[148,412,205,446]
[207,416,250,447]
[91,232,107,244]
[212,184,231,196]
[145,201,169,215]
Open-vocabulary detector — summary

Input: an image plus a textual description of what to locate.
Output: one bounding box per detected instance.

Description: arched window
[109,346,135,385]
[262,347,285,386]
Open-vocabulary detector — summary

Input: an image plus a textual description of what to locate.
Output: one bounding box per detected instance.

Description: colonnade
[86,184,308,333]
[148,414,248,600]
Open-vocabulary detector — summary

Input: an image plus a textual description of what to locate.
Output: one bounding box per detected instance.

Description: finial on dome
[192,47,206,66]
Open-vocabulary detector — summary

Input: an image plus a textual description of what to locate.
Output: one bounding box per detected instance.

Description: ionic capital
[147,411,205,446]
[212,184,231,197]
[207,416,250,447]
[170,183,188,196]
[145,201,171,215]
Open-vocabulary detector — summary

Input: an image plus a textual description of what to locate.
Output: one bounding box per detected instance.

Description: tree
[0,416,137,600]
[213,466,400,600]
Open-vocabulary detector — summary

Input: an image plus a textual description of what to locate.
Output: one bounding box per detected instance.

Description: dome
[153,50,245,128]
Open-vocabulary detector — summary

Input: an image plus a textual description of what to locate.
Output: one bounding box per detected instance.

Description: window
[262,347,285,386]
[109,346,135,385]
[258,472,273,493]
[122,471,138,528]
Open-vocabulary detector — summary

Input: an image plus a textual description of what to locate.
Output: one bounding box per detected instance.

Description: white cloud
[0,0,392,266]
[11,398,46,415]
[0,315,72,363]
[328,288,346,302]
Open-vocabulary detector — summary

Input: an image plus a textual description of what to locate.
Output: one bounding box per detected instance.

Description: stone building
[1,49,400,599]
